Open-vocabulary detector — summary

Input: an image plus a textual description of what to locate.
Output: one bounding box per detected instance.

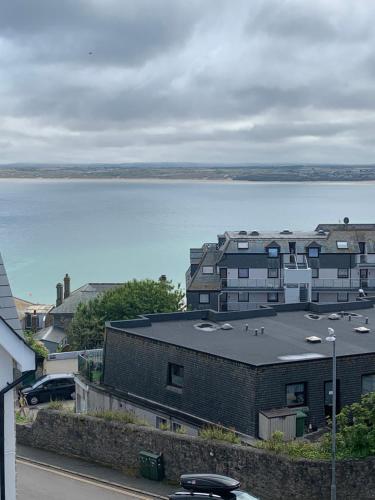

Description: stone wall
[17,410,375,500]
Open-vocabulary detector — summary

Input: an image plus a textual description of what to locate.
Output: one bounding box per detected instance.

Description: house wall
[0,345,16,500]
[103,327,258,435]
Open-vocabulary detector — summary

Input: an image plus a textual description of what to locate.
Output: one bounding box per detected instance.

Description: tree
[24,331,49,359]
[68,279,184,350]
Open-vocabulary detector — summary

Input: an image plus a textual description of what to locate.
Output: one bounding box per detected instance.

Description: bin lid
[139,451,161,459]
[296,411,307,418]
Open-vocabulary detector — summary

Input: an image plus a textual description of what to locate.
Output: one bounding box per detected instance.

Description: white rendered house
[0,254,35,500]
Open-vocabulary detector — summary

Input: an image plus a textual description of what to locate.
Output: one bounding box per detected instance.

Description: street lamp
[326,327,336,500]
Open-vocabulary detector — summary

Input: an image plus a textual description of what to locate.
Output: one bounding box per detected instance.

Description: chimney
[56,282,63,306]
[64,273,71,299]
[159,274,167,282]
[31,309,38,332]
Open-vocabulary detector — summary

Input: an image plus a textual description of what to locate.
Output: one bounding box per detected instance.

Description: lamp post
[326,327,336,500]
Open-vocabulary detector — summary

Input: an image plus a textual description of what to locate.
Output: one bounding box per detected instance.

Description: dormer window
[268,247,279,258]
[308,247,320,258]
[337,241,348,249]
[238,241,249,250]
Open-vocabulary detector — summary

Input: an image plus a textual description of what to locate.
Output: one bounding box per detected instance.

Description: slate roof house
[45,275,123,350]
[186,221,375,311]
[76,298,375,439]
[0,253,35,500]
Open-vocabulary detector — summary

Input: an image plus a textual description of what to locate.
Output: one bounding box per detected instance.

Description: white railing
[356,254,375,264]
[312,279,361,288]
[224,278,282,289]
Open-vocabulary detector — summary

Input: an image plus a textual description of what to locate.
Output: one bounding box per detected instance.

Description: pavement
[17,445,176,500]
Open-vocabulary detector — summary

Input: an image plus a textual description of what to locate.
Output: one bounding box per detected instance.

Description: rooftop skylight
[238,241,249,249]
[337,241,348,249]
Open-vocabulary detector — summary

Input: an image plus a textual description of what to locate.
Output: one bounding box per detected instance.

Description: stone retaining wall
[17,410,375,500]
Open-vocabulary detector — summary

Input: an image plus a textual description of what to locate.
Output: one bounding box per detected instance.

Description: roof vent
[221,323,233,330]
[280,230,293,235]
[328,313,341,320]
[317,229,326,235]
[238,231,247,235]
[194,322,218,332]
[305,313,324,321]
[305,336,322,343]
[250,231,259,236]
[354,326,370,334]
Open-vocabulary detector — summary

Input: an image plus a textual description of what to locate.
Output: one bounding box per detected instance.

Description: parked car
[22,373,75,405]
[169,474,259,500]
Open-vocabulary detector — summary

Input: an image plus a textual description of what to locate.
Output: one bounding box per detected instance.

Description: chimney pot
[64,273,71,299]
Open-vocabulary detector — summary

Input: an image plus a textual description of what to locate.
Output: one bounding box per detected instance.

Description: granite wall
[17,410,375,500]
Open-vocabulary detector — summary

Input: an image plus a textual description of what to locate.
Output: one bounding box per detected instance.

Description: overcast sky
[2,0,375,164]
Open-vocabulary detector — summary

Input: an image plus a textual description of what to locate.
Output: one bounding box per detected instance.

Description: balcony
[78,349,103,385]
[356,254,375,266]
[312,279,363,289]
[223,278,282,289]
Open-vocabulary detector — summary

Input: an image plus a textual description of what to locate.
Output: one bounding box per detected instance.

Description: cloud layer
[1,0,375,163]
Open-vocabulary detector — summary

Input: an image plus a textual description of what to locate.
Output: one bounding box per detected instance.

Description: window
[199,293,209,304]
[308,247,319,258]
[238,292,249,302]
[25,313,32,329]
[362,374,375,394]
[312,291,319,302]
[168,363,184,388]
[156,416,168,430]
[202,266,214,274]
[337,241,348,249]
[337,292,349,302]
[238,268,249,278]
[267,292,279,302]
[267,268,278,278]
[312,268,319,278]
[359,242,366,254]
[219,268,227,278]
[268,247,279,258]
[237,241,249,250]
[286,382,306,407]
[172,422,182,433]
[337,268,349,278]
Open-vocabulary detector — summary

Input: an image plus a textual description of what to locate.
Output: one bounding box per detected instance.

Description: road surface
[17,459,159,500]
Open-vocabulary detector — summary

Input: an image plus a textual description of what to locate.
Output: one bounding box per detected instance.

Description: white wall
[0,345,16,500]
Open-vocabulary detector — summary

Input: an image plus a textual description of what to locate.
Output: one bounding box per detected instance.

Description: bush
[257,431,330,460]
[24,331,49,359]
[48,401,64,411]
[15,410,32,424]
[87,409,147,426]
[199,425,240,444]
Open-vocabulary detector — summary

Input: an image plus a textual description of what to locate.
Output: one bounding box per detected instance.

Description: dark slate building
[186,222,375,311]
[76,299,375,439]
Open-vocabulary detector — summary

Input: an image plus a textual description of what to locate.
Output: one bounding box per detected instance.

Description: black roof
[107,303,375,367]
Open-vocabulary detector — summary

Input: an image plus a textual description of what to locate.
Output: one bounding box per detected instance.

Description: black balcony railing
[78,349,103,385]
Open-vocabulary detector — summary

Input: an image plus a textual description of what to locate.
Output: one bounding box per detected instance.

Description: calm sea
[1,179,375,303]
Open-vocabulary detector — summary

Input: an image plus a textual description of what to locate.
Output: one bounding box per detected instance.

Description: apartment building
[186,222,375,311]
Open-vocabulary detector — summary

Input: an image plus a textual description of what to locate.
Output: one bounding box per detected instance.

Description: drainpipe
[0,370,34,500]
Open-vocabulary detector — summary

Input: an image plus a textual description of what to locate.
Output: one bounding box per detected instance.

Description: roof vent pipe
[254,328,258,336]
[261,326,264,335]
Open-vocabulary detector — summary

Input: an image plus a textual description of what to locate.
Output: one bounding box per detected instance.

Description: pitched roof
[50,283,123,315]
[0,253,23,336]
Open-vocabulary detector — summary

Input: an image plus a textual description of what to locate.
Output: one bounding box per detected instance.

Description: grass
[87,409,148,426]
[48,400,65,410]
[199,425,240,444]
[257,431,331,460]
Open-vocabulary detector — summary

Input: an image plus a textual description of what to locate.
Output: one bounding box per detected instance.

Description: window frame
[267,247,279,258]
[237,241,249,250]
[199,293,210,304]
[286,382,307,407]
[168,363,184,388]
[238,292,249,302]
[267,268,279,278]
[337,291,349,302]
[312,291,319,303]
[312,268,319,279]
[308,247,320,258]
[337,268,349,279]
[156,416,168,429]
[238,268,249,279]
[361,373,375,394]
[267,292,279,302]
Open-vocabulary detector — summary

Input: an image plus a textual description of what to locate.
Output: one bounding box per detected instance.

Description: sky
[2,0,375,164]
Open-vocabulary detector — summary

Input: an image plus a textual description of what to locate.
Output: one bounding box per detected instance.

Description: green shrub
[87,409,147,426]
[199,425,240,444]
[48,401,64,411]
[15,410,32,424]
[257,431,330,460]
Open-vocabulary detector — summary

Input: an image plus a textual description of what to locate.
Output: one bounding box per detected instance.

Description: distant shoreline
[0,176,375,185]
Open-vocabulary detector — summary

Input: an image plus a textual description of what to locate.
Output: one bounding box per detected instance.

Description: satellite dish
[344,217,349,224]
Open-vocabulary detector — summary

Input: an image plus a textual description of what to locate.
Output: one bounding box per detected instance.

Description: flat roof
[108,304,375,367]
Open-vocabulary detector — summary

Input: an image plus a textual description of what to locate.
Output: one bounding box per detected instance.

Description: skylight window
[237,241,249,249]
[202,266,214,274]
[337,241,348,249]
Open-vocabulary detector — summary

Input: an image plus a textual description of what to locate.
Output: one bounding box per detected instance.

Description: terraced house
[186,221,375,311]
